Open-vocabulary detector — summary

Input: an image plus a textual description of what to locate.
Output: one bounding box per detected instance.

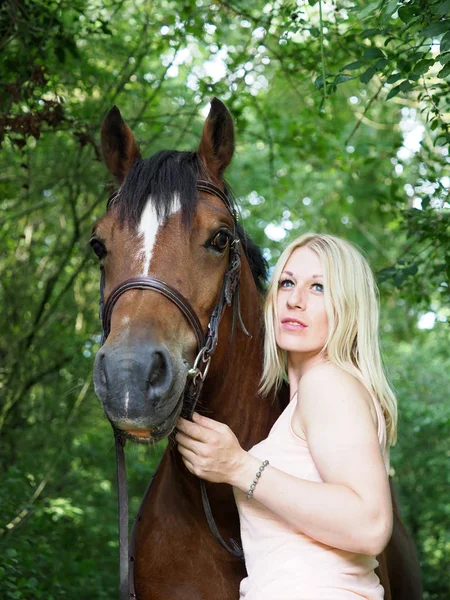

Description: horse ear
[198,98,235,181]
[101,106,142,183]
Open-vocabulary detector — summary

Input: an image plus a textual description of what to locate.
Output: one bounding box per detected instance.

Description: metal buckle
[187,347,212,384]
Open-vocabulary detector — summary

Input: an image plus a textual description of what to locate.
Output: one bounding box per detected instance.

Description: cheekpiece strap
[196,180,237,221]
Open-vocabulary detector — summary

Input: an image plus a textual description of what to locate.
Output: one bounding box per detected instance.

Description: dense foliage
[1,1,448,598]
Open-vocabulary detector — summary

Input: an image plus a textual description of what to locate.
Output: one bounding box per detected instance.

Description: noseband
[98,180,246,600]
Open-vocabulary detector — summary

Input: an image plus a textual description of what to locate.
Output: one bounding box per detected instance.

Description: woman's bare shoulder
[299,361,363,388]
[298,362,373,415]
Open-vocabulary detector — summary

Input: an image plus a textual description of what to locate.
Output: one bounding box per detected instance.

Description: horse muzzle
[93,340,188,441]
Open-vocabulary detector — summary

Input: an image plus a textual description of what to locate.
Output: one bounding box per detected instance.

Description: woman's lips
[281,318,307,330]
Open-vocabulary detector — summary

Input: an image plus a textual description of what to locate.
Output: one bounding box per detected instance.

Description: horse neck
[197,260,281,450]
[164,259,281,498]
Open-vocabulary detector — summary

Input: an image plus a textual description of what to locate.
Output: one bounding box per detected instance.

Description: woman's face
[275,245,329,359]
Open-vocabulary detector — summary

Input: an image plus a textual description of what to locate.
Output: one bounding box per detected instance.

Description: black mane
[236,224,268,293]
[116,150,203,226]
[113,150,267,292]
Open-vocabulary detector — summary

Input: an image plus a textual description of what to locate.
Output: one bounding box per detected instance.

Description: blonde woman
[176,233,396,599]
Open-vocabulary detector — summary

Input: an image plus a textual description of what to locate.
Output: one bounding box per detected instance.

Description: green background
[1,1,449,598]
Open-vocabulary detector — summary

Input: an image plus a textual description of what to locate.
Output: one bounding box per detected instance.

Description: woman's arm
[176,364,392,556]
[235,364,392,555]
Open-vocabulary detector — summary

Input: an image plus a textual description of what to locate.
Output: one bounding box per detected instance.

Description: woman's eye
[210,231,230,252]
[278,278,294,288]
[89,237,107,260]
[312,283,324,292]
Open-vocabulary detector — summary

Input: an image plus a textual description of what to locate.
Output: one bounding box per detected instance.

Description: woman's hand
[176,412,247,485]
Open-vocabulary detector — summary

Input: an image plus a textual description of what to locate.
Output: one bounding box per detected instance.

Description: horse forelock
[110,149,267,291]
[115,150,202,228]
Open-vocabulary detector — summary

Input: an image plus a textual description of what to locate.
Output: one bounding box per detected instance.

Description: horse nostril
[147,352,165,386]
[96,350,107,384]
[93,349,109,401]
[99,352,107,386]
[146,348,172,398]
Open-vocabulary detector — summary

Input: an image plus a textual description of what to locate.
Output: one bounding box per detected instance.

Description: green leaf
[360,66,377,83]
[437,1,450,17]
[314,75,324,89]
[394,271,405,288]
[434,131,448,145]
[400,80,413,92]
[334,74,355,84]
[361,28,381,38]
[441,31,450,52]
[408,52,424,63]
[404,264,419,276]
[398,6,416,24]
[358,2,382,20]
[378,266,396,280]
[438,62,450,77]
[314,75,331,89]
[340,60,367,71]
[386,84,402,99]
[438,52,450,64]
[420,21,450,38]
[363,47,385,60]
[383,0,398,19]
[375,58,389,70]
[411,59,435,76]
[386,73,403,84]
[432,263,447,275]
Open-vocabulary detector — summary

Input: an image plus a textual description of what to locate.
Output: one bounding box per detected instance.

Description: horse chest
[133,458,245,599]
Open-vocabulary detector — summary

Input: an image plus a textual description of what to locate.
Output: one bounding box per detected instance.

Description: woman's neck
[287,352,328,394]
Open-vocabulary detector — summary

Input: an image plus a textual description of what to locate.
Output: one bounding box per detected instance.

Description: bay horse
[91,98,421,599]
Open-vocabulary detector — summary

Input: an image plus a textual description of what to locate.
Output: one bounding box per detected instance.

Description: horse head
[92,99,265,445]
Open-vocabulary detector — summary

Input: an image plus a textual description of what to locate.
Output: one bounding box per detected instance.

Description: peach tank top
[234,392,390,600]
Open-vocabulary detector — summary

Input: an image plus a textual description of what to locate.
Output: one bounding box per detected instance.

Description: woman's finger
[192,412,229,433]
[175,432,216,457]
[176,443,198,463]
[177,417,212,442]
[175,430,201,450]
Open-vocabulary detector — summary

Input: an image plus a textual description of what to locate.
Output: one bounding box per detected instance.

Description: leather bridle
[98,180,246,600]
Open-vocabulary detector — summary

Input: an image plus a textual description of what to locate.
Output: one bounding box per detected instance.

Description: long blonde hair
[261,233,397,446]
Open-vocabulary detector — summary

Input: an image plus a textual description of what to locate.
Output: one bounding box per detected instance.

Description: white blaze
[136,194,181,275]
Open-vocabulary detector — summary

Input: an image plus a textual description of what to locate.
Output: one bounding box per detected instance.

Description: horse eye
[89,237,107,260]
[210,231,230,252]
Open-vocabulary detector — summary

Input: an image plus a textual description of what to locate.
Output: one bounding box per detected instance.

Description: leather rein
[98,180,246,600]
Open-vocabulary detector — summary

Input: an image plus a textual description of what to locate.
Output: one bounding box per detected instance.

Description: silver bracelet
[246,460,269,500]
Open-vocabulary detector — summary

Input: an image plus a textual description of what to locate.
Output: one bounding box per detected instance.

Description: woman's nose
[287,287,305,309]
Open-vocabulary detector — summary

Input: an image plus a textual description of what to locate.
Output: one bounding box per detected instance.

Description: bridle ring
[187,347,212,384]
